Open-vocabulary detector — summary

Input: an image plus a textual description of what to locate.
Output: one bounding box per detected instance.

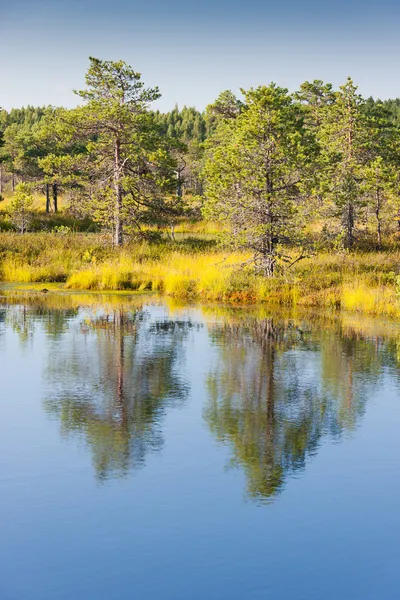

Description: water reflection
[0,293,193,481]
[205,314,396,502]
[43,307,193,481]
[0,306,6,331]
[1,291,399,498]
[5,303,78,344]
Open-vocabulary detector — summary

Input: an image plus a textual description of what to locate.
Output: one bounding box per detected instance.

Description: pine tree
[45,57,176,244]
[204,85,317,275]
[318,78,369,248]
[8,183,34,233]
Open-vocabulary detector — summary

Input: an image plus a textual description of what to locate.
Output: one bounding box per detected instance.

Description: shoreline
[1,278,399,320]
[1,232,399,319]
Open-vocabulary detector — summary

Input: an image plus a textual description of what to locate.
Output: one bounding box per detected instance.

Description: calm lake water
[1,293,399,600]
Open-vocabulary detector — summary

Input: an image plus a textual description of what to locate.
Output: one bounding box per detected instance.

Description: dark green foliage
[153,105,207,142]
[365,97,400,127]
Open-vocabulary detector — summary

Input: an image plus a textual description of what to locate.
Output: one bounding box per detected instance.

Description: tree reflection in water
[3,300,77,344]
[205,316,393,502]
[44,307,192,481]
[2,294,399,498]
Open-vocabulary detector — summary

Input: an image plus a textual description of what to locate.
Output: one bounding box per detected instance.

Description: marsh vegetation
[2,59,400,315]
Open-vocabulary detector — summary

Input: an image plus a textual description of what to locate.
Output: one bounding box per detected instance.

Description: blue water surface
[0,295,399,600]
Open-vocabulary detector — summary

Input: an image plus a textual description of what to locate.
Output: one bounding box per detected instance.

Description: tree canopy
[2,59,400,256]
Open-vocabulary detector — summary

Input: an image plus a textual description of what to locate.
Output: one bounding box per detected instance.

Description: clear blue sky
[1,0,400,111]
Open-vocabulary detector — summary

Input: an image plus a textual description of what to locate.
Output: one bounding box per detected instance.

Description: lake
[0,292,399,600]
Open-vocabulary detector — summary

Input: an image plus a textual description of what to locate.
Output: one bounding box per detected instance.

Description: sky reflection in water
[0,293,399,600]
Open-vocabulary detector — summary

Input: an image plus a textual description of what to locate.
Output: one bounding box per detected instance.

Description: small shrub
[8,184,34,234]
[53,225,72,235]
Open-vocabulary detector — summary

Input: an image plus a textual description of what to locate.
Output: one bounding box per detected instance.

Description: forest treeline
[2,57,400,274]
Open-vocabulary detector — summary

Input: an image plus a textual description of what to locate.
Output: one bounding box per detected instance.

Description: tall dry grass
[1,232,400,317]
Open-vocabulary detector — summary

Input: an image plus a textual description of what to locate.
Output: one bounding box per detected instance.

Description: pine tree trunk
[259,233,275,276]
[46,183,51,213]
[177,168,183,198]
[114,139,123,246]
[260,193,275,276]
[52,183,58,213]
[261,255,275,277]
[377,217,382,249]
[344,202,354,249]
[375,188,382,249]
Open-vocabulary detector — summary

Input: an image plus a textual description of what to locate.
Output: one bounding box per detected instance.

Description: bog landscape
[2,58,400,315]
[1,45,400,600]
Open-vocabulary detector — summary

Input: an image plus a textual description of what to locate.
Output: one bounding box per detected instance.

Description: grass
[0,191,69,211]
[0,192,98,232]
[1,231,400,317]
[0,194,221,235]
[60,251,400,316]
[0,232,108,283]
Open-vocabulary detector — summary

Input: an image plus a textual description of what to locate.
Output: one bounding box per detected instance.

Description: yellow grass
[64,250,400,316]
[1,232,400,317]
[65,252,248,298]
[0,192,68,211]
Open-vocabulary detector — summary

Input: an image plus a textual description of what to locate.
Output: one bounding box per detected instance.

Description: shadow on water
[1,290,400,498]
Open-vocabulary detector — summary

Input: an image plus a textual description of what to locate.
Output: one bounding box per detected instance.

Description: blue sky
[1,0,400,111]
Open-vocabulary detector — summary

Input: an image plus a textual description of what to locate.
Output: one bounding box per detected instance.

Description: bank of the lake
[1,232,400,317]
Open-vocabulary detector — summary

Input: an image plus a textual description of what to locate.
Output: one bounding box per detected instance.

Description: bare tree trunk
[46,183,51,213]
[52,183,58,213]
[344,202,354,249]
[114,139,123,246]
[258,231,275,276]
[375,188,382,249]
[261,192,275,276]
[12,173,15,192]
[176,167,183,198]
[376,210,382,248]
[260,254,275,277]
